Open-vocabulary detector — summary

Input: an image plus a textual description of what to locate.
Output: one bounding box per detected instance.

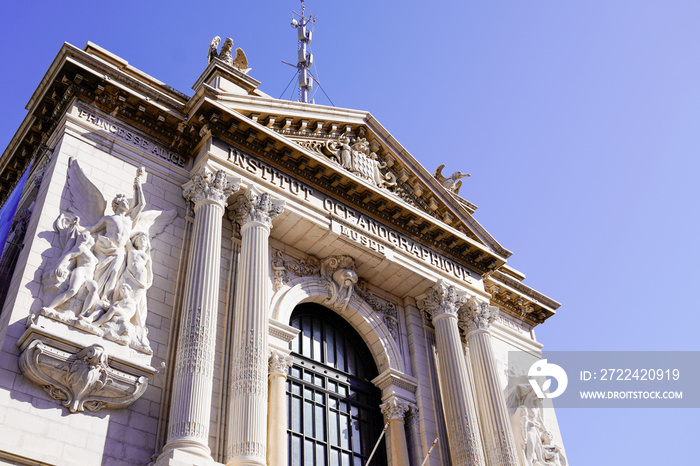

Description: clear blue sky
[2,1,699,464]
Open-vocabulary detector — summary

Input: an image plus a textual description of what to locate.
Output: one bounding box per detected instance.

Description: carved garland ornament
[271,249,320,291]
[270,251,402,342]
[355,281,400,342]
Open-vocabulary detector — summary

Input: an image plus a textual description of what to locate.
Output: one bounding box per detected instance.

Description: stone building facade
[0,41,566,466]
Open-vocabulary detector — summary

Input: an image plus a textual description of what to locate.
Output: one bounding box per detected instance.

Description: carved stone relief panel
[17,326,155,414]
[19,158,169,412]
[290,136,398,191]
[36,159,175,354]
[270,249,320,291]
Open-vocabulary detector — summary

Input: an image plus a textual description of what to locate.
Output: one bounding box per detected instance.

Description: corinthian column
[267,350,293,466]
[161,168,239,461]
[416,280,486,466]
[380,395,411,466]
[226,185,284,466]
[460,299,518,466]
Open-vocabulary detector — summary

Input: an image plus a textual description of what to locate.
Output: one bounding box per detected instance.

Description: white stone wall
[0,104,190,465]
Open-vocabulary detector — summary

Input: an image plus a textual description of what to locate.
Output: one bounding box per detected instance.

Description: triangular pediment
[190,78,511,257]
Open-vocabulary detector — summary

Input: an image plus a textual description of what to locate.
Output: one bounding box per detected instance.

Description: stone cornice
[0,42,561,322]
[0,43,196,204]
[194,92,504,259]
[486,270,561,325]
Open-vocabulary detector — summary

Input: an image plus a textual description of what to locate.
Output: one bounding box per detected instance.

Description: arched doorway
[287,303,387,466]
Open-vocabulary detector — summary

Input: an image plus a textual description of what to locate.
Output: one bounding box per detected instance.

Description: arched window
[287,303,387,466]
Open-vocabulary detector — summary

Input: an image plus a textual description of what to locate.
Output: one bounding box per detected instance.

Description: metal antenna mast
[290,0,315,103]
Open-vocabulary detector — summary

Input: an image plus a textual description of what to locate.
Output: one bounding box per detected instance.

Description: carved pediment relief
[289,135,445,216]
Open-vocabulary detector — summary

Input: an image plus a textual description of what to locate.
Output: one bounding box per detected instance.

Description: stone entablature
[224,142,483,288]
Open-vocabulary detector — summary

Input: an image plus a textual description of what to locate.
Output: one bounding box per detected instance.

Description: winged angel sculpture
[39,159,176,354]
[208,36,250,73]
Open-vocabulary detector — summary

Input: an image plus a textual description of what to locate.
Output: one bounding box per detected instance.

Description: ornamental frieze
[355,281,401,343]
[271,249,320,291]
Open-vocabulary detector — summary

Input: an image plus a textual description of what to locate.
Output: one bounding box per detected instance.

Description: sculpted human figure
[121,232,153,328]
[93,282,137,328]
[541,431,567,466]
[39,160,176,353]
[87,170,145,304]
[338,136,353,169]
[46,230,99,316]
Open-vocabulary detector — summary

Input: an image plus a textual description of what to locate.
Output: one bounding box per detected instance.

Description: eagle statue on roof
[433,164,470,195]
[208,36,250,74]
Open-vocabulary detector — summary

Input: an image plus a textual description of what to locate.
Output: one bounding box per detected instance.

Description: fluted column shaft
[163,169,238,459]
[461,300,519,466]
[226,186,284,466]
[405,407,423,466]
[380,396,411,466]
[417,281,486,466]
[268,351,293,466]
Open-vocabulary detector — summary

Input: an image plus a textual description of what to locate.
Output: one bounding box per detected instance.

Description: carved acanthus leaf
[380,395,409,422]
[416,279,468,320]
[184,167,240,207]
[459,297,498,333]
[268,350,293,377]
[234,186,284,229]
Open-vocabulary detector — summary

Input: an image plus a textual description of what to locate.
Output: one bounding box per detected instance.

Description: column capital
[234,185,285,229]
[380,395,410,422]
[459,297,498,334]
[416,279,468,321]
[183,167,240,209]
[404,404,420,428]
[268,350,293,377]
